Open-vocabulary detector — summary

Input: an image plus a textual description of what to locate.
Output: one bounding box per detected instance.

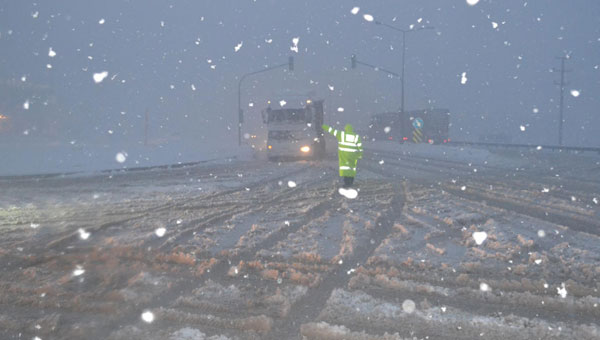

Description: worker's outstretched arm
[322,124,338,137]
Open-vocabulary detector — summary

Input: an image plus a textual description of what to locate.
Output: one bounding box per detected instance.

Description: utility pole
[553,56,571,146]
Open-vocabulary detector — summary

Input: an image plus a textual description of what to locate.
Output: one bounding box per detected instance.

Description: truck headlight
[300,146,310,153]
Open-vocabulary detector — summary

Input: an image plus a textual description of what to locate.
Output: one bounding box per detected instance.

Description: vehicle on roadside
[368,108,450,144]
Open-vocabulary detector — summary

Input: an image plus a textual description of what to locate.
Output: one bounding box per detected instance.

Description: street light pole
[370,20,434,115]
[237,57,294,146]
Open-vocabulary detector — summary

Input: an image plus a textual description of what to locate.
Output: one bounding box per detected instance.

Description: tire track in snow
[267,182,405,339]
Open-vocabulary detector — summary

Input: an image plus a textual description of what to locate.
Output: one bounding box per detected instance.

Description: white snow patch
[473,231,487,245]
[93,71,109,83]
[351,7,360,15]
[402,299,416,313]
[73,265,85,276]
[338,188,358,199]
[155,227,166,237]
[141,311,155,323]
[287,180,297,188]
[30,223,40,229]
[78,228,90,240]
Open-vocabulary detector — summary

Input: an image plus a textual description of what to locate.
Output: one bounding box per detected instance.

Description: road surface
[0,144,599,339]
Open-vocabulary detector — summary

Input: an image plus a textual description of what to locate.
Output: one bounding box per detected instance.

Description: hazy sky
[1,0,599,148]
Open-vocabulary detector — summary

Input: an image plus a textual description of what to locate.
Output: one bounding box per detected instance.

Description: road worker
[322,123,363,187]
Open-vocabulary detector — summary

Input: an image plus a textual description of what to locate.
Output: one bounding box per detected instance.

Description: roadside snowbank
[0,141,254,176]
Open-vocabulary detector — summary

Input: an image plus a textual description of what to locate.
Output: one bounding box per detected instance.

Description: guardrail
[447,141,600,155]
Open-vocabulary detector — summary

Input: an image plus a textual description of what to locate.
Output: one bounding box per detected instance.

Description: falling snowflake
[384,126,391,133]
[23,100,30,110]
[520,125,526,131]
[480,282,490,292]
[570,89,580,97]
[537,229,546,238]
[48,47,56,57]
[402,299,416,313]
[93,71,109,83]
[78,228,90,240]
[287,181,297,188]
[466,0,480,6]
[472,231,487,245]
[557,283,567,298]
[141,311,155,323]
[176,219,183,224]
[155,227,166,237]
[30,223,40,229]
[379,160,384,165]
[460,72,468,84]
[46,64,52,69]
[492,22,498,29]
[363,14,374,22]
[99,18,105,25]
[234,41,243,52]
[290,37,300,53]
[115,152,127,163]
[73,265,85,276]
[32,11,39,19]
[533,107,539,113]
[461,185,466,191]
[536,146,543,150]
[328,84,335,91]
[534,259,542,265]
[279,100,287,107]
[191,84,196,91]
[541,187,549,193]
[593,197,598,205]
[337,107,344,112]
[351,7,360,15]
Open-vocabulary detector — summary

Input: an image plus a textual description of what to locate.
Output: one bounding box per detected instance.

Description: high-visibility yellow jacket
[322,124,363,177]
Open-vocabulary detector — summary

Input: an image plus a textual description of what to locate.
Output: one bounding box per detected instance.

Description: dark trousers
[343,176,354,188]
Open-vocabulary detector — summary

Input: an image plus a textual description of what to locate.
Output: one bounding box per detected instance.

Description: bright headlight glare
[300,146,310,153]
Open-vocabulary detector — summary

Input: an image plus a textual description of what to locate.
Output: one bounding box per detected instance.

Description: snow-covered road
[0,143,599,339]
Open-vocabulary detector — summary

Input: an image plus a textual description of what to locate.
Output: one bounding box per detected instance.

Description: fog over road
[1,145,599,339]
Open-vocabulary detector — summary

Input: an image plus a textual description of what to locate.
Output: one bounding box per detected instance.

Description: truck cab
[262,100,325,161]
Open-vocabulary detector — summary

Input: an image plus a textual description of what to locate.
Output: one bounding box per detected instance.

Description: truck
[261,99,326,161]
[368,108,450,144]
